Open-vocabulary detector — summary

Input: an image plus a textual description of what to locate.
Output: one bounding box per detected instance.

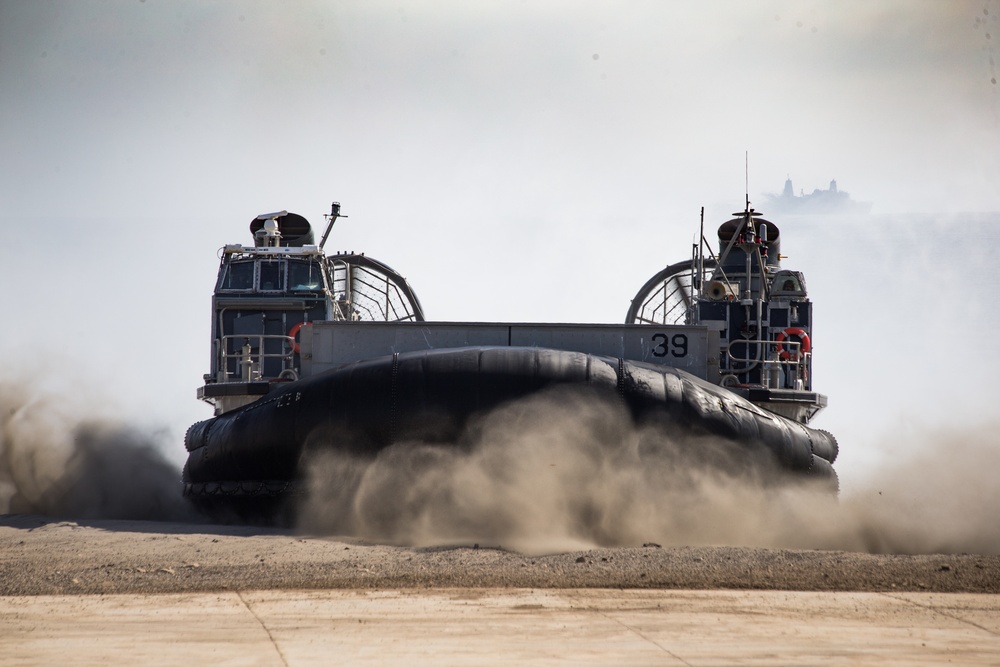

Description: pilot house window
[771,272,805,296]
[221,261,254,291]
[288,260,323,291]
[258,260,286,292]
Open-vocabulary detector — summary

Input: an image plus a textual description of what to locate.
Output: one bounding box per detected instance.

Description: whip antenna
[745,150,750,210]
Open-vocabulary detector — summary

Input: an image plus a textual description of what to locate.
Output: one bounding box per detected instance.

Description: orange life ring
[288,321,309,354]
[775,328,811,361]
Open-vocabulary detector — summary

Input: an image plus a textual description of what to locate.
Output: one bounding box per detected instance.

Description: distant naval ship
[764,178,872,215]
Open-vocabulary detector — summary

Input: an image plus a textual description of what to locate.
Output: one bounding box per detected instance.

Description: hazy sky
[2,1,998,487]
[3,1,998,219]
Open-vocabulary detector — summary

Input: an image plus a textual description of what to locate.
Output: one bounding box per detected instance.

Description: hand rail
[725,338,810,390]
[216,334,296,382]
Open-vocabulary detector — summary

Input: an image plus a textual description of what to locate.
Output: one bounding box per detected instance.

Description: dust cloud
[0,382,193,521]
[830,424,1000,555]
[2,379,996,556]
[298,388,1000,556]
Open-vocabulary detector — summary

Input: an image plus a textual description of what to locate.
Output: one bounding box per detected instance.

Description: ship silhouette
[764,178,872,215]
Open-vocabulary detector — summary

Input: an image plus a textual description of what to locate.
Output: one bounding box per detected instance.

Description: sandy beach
[3,513,998,596]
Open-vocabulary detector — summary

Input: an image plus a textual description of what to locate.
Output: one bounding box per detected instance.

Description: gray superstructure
[626,205,826,424]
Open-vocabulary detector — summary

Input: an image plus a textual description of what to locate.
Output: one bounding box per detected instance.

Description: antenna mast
[319,201,348,250]
[745,150,750,210]
[697,206,705,291]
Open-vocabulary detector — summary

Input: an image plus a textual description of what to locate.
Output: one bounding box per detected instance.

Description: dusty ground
[2,513,998,596]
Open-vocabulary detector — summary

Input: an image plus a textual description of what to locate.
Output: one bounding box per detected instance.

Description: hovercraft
[182,202,838,519]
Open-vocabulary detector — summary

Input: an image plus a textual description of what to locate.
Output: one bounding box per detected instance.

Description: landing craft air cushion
[182,202,838,519]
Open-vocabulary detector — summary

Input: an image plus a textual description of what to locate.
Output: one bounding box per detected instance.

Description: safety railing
[723,338,810,390]
[216,334,297,382]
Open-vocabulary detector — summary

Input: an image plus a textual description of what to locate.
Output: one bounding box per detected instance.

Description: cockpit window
[288,260,324,291]
[219,257,323,293]
[771,271,806,297]
[258,259,286,292]
[220,260,254,291]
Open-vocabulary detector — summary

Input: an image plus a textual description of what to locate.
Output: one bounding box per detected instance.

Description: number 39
[651,333,688,358]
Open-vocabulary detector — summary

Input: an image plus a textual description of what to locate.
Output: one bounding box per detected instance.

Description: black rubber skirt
[183,346,838,499]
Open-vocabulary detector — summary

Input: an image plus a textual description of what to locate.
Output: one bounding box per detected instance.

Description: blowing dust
[0,381,193,521]
[2,379,997,555]
[297,388,1000,556]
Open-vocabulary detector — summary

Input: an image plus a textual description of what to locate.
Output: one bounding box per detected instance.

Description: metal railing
[724,338,810,390]
[216,334,296,382]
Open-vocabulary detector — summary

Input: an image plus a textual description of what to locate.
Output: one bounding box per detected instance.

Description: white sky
[2,1,998,488]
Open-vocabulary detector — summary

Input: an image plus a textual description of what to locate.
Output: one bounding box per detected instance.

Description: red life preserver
[288,321,309,354]
[775,328,811,361]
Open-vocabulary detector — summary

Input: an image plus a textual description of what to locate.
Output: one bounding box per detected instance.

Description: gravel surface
[2,514,998,596]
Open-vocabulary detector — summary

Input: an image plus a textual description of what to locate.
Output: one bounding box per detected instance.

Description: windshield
[258,259,286,292]
[288,260,324,291]
[220,260,254,291]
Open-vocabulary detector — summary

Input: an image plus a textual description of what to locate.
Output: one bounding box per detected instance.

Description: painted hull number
[651,333,688,358]
[276,391,303,409]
